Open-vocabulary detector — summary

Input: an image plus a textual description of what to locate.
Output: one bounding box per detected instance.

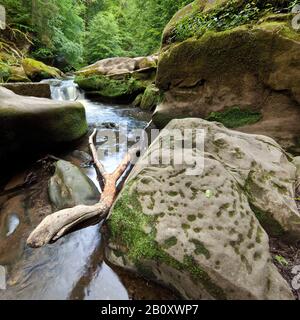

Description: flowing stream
[0,79,174,300]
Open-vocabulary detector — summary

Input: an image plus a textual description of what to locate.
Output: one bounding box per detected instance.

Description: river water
[0,79,175,300]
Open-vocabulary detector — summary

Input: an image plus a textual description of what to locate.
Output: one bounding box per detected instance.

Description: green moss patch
[190,239,210,259]
[206,107,262,128]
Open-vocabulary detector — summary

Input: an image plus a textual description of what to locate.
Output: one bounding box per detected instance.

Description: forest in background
[0,0,193,70]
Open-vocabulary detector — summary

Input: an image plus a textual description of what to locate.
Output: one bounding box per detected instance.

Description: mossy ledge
[107,182,227,300]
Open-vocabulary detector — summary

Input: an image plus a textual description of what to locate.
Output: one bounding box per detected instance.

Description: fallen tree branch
[27,129,139,248]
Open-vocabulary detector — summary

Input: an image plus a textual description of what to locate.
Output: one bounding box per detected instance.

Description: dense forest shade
[0,0,193,69]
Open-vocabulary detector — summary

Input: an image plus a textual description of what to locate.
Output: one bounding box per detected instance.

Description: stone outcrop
[106,118,298,300]
[154,0,300,153]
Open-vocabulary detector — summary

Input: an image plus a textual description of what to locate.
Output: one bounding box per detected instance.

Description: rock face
[49,160,100,210]
[154,0,300,153]
[106,118,298,300]
[0,86,87,166]
[75,56,157,103]
[0,83,51,98]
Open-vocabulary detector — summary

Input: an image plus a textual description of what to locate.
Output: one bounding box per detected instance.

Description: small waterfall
[41,78,85,101]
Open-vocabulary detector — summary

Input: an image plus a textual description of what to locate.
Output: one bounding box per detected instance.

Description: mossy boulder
[155,0,300,153]
[75,74,147,103]
[49,160,100,210]
[22,58,63,82]
[106,118,297,299]
[75,56,157,103]
[0,86,87,166]
[140,84,162,111]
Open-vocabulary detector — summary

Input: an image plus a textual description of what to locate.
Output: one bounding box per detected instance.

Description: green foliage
[84,0,194,63]
[2,0,84,69]
[174,0,297,42]
[275,255,289,266]
[206,107,262,128]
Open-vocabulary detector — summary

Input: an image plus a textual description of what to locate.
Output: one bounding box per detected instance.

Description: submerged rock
[154,0,300,153]
[75,56,157,103]
[106,118,297,300]
[49,160,100,210]
[0,86,88,166]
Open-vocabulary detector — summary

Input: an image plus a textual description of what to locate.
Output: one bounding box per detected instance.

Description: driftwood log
[27,129,139,248]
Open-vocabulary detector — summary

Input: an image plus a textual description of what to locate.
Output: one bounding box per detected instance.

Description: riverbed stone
[0,86,88,165]
[106,118,297,300]
[49,160,100,210]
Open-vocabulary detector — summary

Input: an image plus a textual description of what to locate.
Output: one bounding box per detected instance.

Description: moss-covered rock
[155,0,300,152]
[140,84,162,111]
[0,86,87,166]
[22,58,63,82]
[75,74,147,103]
[75,56,157,103]
[106,118,296,300]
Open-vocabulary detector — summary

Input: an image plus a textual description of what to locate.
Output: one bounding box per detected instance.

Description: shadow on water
[0,79,177,300]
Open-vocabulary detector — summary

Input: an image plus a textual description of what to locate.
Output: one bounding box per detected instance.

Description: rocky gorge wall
[153,0,300,154]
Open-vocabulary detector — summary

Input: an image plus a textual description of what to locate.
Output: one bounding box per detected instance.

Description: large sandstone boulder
[0,87,87,166]
[154,0,300,153]
[75,56,157,103]
[105,118,298,300]
[49,160,100,210]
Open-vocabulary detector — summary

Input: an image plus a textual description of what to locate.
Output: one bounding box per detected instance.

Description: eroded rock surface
[106,118,297,300]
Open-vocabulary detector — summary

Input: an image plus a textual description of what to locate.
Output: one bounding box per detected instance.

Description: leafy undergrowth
[174,0,300,42]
